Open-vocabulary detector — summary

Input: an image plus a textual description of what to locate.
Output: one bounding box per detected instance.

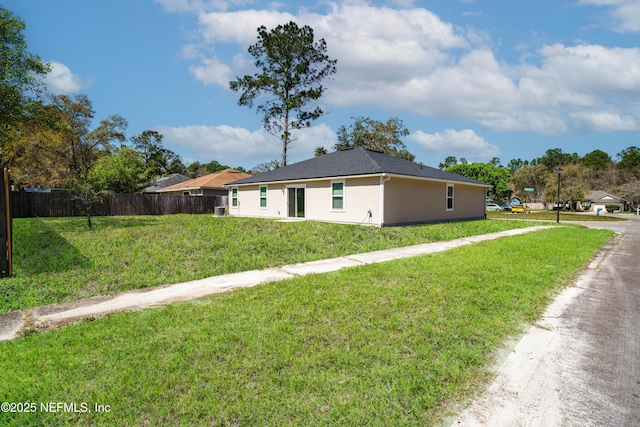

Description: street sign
[524,187,534,192]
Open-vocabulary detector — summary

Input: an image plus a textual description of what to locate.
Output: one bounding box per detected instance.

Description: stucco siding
[229,185,286,219]
[383,177,485,225]
[305,177,381,225]
[230,177,382,225]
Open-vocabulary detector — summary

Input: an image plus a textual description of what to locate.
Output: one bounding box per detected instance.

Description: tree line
[441,147,640,210]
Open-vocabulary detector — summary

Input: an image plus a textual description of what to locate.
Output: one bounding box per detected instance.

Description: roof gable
[161,169,252,191]
[142,173,190,193]
[585,190,625,202]
[227,147,490,187]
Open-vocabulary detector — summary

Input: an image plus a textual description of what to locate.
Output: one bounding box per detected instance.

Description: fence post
[0,168,12,277]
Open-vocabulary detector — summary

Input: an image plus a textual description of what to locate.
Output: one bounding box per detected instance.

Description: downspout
[484,187,488,219]
[380,174,391,226]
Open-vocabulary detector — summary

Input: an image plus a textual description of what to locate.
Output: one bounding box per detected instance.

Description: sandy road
[453,216,640,426]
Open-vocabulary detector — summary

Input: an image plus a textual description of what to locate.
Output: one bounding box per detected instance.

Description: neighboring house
[582,191,626,212]
[510,197,522,206]
[225,147,491,226]
[141,173,190,193]
[159,169,252,197]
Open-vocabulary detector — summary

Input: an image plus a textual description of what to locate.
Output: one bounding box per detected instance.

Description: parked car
[511,204,531,214]
[499,203,511,211]
[486,203,502,211]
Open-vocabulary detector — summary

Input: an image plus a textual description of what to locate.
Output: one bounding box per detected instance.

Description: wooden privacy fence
[11,192,228,218]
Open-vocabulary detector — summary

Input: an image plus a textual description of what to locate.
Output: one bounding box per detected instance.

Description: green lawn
[0,226,613,426]
[486,209,628,221]
[2,215,556,313]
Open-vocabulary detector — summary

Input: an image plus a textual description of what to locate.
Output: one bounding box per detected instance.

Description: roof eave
[226,172,490,188]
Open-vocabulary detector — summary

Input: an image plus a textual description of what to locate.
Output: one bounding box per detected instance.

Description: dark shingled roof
[227,147,490,187]
[142,173,190,193]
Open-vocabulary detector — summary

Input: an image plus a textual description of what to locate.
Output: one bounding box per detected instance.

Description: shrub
[605,204,619,213]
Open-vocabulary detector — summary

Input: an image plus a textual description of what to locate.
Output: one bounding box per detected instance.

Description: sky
[5,0,640,170]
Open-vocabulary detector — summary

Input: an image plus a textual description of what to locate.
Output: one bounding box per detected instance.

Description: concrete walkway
[0,225,555,341]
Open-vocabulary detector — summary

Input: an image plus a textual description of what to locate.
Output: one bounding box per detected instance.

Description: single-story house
[141,173,190,193]
[225,147,491,226]
[159,169,252,197]
[582,191,626,212]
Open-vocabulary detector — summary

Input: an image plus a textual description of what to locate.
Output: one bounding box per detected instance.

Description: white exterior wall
[228,176,382,225]
[229,174,488,226]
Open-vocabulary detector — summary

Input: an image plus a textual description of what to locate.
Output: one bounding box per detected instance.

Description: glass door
[287,187,305,218]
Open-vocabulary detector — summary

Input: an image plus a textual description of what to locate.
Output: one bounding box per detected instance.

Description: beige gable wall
[383,177,486,225]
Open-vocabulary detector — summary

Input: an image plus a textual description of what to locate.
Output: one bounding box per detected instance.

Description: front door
[287,187,305,218]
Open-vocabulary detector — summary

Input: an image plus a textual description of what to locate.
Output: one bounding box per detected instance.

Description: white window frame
[231,187,238,208]
[331,180,345,212]
[259,185,268,209]
[446,184,454,211]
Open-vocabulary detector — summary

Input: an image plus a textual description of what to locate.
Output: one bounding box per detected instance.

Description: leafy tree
[510,164,549,206]
[48,94,127,183]
[615,180,640,210]
[314,146,327,157]
[2,102,66,188]
[186,161,203,178]
[580,149,612,171]
[2,95,128,192]
[617,146,640,175]
[185,160,229,178]
[335,117,414,161]
[438,156,457,170]
[230,21,337,166]
[0,6,50,144]
[202,160,229,173]
[535,148,579,170]
[446,162,512,201]
[130,130,186,178]
[544,164,589,210]
[507,158,524,174]
[87,147,147,194]
[251,160,280,174]
[49,94,127,228]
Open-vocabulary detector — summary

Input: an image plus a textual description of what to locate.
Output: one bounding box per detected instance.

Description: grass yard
[0,226,613,426]
[486,209,628,221]
[2,215,555,313]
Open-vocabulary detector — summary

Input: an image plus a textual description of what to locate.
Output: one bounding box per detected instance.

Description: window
[259,186,267,208]
[331,181,344,210]
[231,188,238,207]
[446,184,454,211]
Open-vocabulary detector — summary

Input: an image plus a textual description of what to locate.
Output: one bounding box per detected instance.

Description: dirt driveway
[453,215,640,426]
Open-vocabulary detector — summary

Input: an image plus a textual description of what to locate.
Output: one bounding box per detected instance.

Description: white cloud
[43,62,90,94]
[177,2,640,137]
[409,129,500,161]
[154,0,244,13]
[532,44,640,95]
[197,9,296,44]
[156,123,337,167]
[579,0,640,32]
[570,110,637,132]
[189,57,233,86]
